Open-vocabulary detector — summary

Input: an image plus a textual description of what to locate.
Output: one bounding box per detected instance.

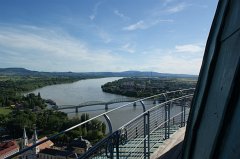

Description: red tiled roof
[0,140,19,156]
[28,137,54,150]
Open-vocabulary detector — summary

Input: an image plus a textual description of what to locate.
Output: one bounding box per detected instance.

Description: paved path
[151,127,186,159]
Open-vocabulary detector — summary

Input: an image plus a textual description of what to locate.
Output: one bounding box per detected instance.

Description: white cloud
[175,44,204,53]
[0,25,205,74]
[89,1,103,21]
[121,43,135,53]
[114,10,129,20]
[147,55,202,75]
[165,3,189,14]
[0,25,120,71]
[134,51,202,74]
[123,20,145,31]
[131,43,205,74]
[112,53,202,75]
[123,19,173,31]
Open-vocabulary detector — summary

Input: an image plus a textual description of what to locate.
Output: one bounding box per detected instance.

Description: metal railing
[7,88,194,159]
[80,94,193,159]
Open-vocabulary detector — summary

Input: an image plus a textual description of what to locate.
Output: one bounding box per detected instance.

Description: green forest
[101,77,197,97]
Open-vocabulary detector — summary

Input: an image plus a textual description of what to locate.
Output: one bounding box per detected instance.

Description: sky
[0,0,218,75]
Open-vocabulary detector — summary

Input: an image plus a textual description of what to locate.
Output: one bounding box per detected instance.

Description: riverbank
[101,77,197,98]
[0,75,109,143]
[0,75,104,108]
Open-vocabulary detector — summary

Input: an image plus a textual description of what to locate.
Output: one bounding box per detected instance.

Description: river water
[30,77,155,130]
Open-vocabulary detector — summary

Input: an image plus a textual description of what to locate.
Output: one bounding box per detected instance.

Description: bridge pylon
[75,107,78,113]
[133,102,137,107]
[105,104,108,110]
[153,100,156,104]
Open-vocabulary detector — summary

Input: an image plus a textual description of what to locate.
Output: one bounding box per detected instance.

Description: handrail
[127,109,189,158]
[117,95,193,159]
[119,94,193,130]
[6,88,195,159]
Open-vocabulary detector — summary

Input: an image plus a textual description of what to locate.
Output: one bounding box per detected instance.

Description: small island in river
[101,77,197,97]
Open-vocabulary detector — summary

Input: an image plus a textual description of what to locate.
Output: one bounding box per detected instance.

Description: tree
[0,114,7,126]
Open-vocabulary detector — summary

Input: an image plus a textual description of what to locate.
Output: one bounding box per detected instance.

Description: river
[30,77,155,130]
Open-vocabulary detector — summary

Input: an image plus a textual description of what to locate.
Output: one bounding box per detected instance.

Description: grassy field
[0,107,12,115]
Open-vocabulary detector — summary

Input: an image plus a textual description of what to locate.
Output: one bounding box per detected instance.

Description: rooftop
[28,136,54,150]
[0,140,19,156]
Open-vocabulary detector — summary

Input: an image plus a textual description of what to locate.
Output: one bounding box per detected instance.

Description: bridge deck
[56,98,138,110]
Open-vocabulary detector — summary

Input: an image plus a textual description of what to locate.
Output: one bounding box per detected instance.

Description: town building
[38,148,76,159]
[68,136,92,155]
[0,140,19,159]
[21,127,54,159]
[20,128,92,159]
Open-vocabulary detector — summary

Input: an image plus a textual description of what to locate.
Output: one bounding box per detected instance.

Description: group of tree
[0,75,82,108]
[0,110,106,144]
[0,93,46,110]
[101,77,197,98]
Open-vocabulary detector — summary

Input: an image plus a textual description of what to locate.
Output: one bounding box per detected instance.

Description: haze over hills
[0,68,198,78]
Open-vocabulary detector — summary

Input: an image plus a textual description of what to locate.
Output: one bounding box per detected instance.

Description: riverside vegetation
[0,75,106,144]
[101,77,197,97]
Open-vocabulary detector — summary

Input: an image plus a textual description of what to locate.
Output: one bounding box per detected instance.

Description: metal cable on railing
[6,88,194,159]
[117,94,193,159]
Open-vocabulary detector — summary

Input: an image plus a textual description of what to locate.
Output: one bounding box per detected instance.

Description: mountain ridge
[0,67,198,78]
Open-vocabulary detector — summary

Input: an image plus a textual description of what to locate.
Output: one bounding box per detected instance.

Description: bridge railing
[7,88,194,159]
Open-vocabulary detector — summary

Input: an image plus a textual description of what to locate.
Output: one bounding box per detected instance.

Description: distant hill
[118,71,197,78]
[0,68,35,75]
[0,68,198,79]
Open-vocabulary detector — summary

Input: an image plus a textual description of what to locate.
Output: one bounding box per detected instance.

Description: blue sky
[0,0,218,74]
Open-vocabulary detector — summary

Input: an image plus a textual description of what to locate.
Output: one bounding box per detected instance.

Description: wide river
[30,77,156,131]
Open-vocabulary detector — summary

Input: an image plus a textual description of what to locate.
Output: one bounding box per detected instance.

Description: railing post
[140,100,146,112]
[181,100,184,127]
[103,114,116,159]
[168,102,171,138]
[115,130,120,159]
[147,111,150,159]
[144,112,147,159]
[183,98,187,126]
[164,103,168,139]
[103,114,113,135]
[179,90,184,127]
[140,101,147,159]
[163,93,168,140]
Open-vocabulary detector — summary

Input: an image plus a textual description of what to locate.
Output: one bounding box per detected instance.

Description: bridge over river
[55,97,140,112]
